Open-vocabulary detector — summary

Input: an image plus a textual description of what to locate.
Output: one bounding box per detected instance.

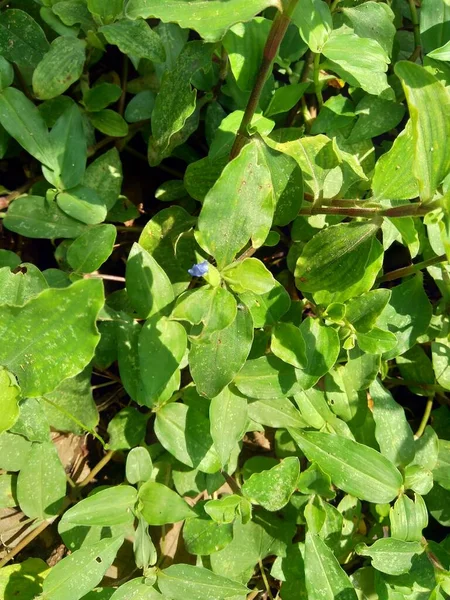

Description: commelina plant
[0,0,449,598]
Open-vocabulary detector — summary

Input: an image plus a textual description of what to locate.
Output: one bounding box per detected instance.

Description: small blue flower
[188,260,209,277]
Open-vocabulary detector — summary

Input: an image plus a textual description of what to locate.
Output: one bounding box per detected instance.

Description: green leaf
[63,486,137,526]
[107,406,148,450]
[223,258,276,295]
[268,132,341,202]
[0,9,50,72]
[57,185,107,225]
[355,538,423,576]
[0,368,20,434]
[390,493,428,542]
[247,397,306,429]
[296,318,340,387]
[322,32,391,97]
[110,578,162,599]
[10,397,49,442]
[291,0,332,53]
[347,96,405,144]
[83,83,122,112]
[67,224,116,273]
[4,195,88,239]
[295,221,379,294]
[204,495,242,524]
[304,532,358,600]
[223,17,271,92]
[183,510,233,555]
[0,87,53,167]
[372,121,419,201]
[44,105,87,191]
[341,2,396,56]
[265,82,309,118]
[133,517,157,572]
[172,287,237,338]
[157,564,248,600]
[271,322,307,369]
[289,429,402,503]
[126,447,153,485]
[234,355,301,399]
[139,315,186,401]
[242,457,300,511]
[189,304,253,398]
[428,39,450,61]
[155,402,221,473]
[88,0,124,24]
[89,109,129,137]
[41,368,99,434]
[434,439,450,490]
[83,147,122,211]
[239,280,291,328]
[432,338,450,391]
[0,558,47,600]
[420,0,450,53]
[396,61,450,202]
[126,242,174,319]
[0,263,48,307]
[376,275,432,360]
[149,41,212,165]
[258,137,304,226]
[32,36,86,100]
[41,536,124,600]
[53,1,96,30]
[0,56,13,91]
[210,386,247,468]
[197,140,274,268]
[356,327,397,354]
[138,480,194,525]
[0,279,103,397]
[346,289,391,333]
[125,0,278,43]
[100,18,165,62]
[17,441,66,520]
[124,89,155,122]
[370,379,415,467]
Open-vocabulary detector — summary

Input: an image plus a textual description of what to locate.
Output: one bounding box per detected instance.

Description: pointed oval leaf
[62,486,137,526]
[0,279,104,397]
[67,224,117,274]
[138,480,194,525]
[395,61,450,202]
[100,18,166,62]
[242,457,300,511]
[57,185,107,225]
[32,36,86,100]
[157,564,248,600]
[355,538,424,576]
[289,429,403,503]
[210,386,248,468]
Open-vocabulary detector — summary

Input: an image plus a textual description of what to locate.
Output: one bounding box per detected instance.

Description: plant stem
[118,56,129,116]
[0,517,57,568]
[313,53,323,109]
[41,396,107,447]
[221,470,242,495]
[230,0,299,159]
[407,0,421,62]
[299,202,437,218]
[378,253,447,282]
[259,559,274,600]
[77,450,115,488]
[415,397,434,439]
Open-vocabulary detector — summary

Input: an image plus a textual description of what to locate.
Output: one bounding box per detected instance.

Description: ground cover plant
[0,0,449,597]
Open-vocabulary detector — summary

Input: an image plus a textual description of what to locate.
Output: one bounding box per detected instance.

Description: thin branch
[407,0,422,62]
[415,397,434,439]
[0,517,57,568]
[258,559,274,600]
[313,53,323,109]
[378,253,447,283]
[77,450,115,488]
[230,0,300,159]
[118,56,129,117]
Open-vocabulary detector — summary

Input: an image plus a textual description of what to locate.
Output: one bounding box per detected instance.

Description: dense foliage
[0,0,449,598]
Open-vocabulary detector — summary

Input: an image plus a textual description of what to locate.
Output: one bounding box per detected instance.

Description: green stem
[258,559,274,600]
[313,53,323,109]
[415,397,434,439]
[407,0,421,61]
[41,396,107,447]
[230,0,300,159]
[378,253,447,283]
